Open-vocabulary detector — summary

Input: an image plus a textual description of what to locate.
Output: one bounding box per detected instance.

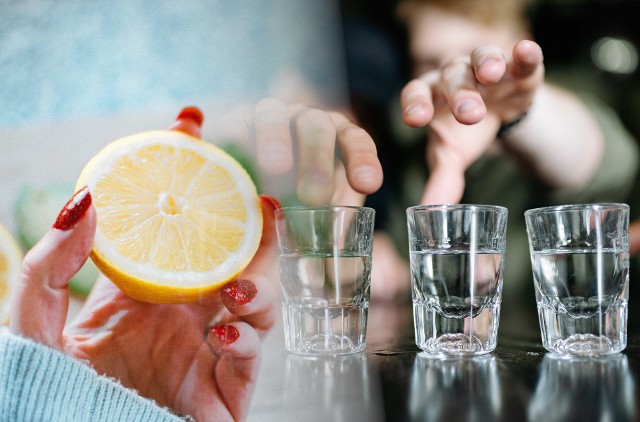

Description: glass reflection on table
[409,354,502,421]
[528,354,636,422]
[284,353,384,422]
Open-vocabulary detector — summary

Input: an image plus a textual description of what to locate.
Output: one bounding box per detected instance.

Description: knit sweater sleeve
[0,327,185,422]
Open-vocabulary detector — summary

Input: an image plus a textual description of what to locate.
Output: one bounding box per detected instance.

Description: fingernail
[404,103,424,116]
[260,194,282,210]
[457,99,480,114]
[479,57,500,69]
[211,324,240,345]
[177,106,204,127]
[169,106,204,138]
[221,279,257,312]
[53,186,92,231]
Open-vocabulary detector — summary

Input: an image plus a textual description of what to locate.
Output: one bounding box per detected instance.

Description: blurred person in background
[344,0,639,329]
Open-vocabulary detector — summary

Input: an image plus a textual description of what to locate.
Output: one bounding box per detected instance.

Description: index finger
[329,112,383,195]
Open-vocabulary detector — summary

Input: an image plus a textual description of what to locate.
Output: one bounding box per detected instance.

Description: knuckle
[338,125,370,142]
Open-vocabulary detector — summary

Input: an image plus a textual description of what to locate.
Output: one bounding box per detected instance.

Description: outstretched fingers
[9,186,96,349]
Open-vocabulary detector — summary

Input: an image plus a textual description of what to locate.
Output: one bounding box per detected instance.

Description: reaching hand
[208,99,384,206]
[10,188,280,422]
[400,40,544,204]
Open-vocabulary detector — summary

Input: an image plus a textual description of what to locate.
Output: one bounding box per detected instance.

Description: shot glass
[524,203,629,356]
[407,204,508,355]
[275,206,375,356]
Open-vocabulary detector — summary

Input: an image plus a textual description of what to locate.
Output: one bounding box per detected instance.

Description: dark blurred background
[340,0,640,148]
[339,0,640,319]
[532,0,640,148]
[339,0,640,191]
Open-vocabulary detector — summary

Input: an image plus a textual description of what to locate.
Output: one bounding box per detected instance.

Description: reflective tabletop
[248,299,640,422]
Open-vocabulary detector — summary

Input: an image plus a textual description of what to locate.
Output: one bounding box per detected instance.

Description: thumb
[9,186,96,349]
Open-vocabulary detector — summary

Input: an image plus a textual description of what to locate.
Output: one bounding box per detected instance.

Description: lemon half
[0,223,23,324]
[76,130,262,304]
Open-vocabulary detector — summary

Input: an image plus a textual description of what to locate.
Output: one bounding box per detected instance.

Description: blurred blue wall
[0,0,348,129]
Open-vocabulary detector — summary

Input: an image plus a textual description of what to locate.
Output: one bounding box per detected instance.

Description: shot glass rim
[275,205,375,216]
[524,202,629,218]
[406,203,508,214]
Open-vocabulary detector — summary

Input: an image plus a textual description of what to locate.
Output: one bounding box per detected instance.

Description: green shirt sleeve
[549,93,639,204]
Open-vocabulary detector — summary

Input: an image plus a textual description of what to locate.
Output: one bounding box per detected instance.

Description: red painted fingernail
[53,186,92,231]
[169,106,204,138]
[177,106,204,126]
[221,279,257,312]
[260,194,281,210]
[211,324,240,345]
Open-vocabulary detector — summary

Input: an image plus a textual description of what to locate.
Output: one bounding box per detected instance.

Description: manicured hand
[10,188,279,422]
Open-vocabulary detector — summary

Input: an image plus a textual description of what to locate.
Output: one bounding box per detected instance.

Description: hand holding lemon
[4,101,384,420]
[76,107,264,304]
[8,107,279,421]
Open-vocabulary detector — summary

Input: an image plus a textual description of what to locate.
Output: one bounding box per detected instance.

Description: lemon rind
[76,130,262,303]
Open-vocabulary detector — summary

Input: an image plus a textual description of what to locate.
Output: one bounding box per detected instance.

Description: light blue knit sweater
[0,328,185,421]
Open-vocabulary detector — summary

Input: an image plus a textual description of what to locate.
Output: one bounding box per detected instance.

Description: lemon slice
[76,130,262,304]
[0,223,23,324]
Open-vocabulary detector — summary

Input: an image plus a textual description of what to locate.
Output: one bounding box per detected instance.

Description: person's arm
[500,82,604,189]
[0,328,183,421]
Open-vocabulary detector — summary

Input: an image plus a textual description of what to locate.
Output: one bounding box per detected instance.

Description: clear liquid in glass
[411,250,502,355]
[531,249,628,355]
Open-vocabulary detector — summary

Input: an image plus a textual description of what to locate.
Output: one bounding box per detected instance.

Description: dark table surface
[248,298,640,422]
